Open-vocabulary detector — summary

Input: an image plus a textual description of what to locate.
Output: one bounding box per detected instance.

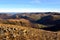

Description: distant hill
[0,12,60,19]
[0,12,60,31]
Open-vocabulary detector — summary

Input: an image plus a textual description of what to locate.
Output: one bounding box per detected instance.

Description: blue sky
[0,0,60,12]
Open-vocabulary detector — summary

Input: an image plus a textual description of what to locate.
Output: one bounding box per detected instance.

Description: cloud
[0,8,60,12]
[30,0,41,4]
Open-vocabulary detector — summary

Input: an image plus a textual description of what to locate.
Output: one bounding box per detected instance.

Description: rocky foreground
[0,24,60,40]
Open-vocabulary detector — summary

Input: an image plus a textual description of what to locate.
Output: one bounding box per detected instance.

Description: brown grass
[0,23,59,40]
[0,18,60,40]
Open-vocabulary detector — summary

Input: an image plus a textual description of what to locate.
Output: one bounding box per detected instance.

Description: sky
[0,0,60,12]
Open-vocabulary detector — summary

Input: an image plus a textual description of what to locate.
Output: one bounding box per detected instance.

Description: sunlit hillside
[0,24,58,40]
[0,12,60,40]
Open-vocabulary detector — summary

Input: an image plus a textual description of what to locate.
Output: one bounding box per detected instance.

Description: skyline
[0,0,60,12]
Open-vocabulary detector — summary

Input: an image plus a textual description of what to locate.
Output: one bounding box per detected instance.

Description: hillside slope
[0,24,59,40]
